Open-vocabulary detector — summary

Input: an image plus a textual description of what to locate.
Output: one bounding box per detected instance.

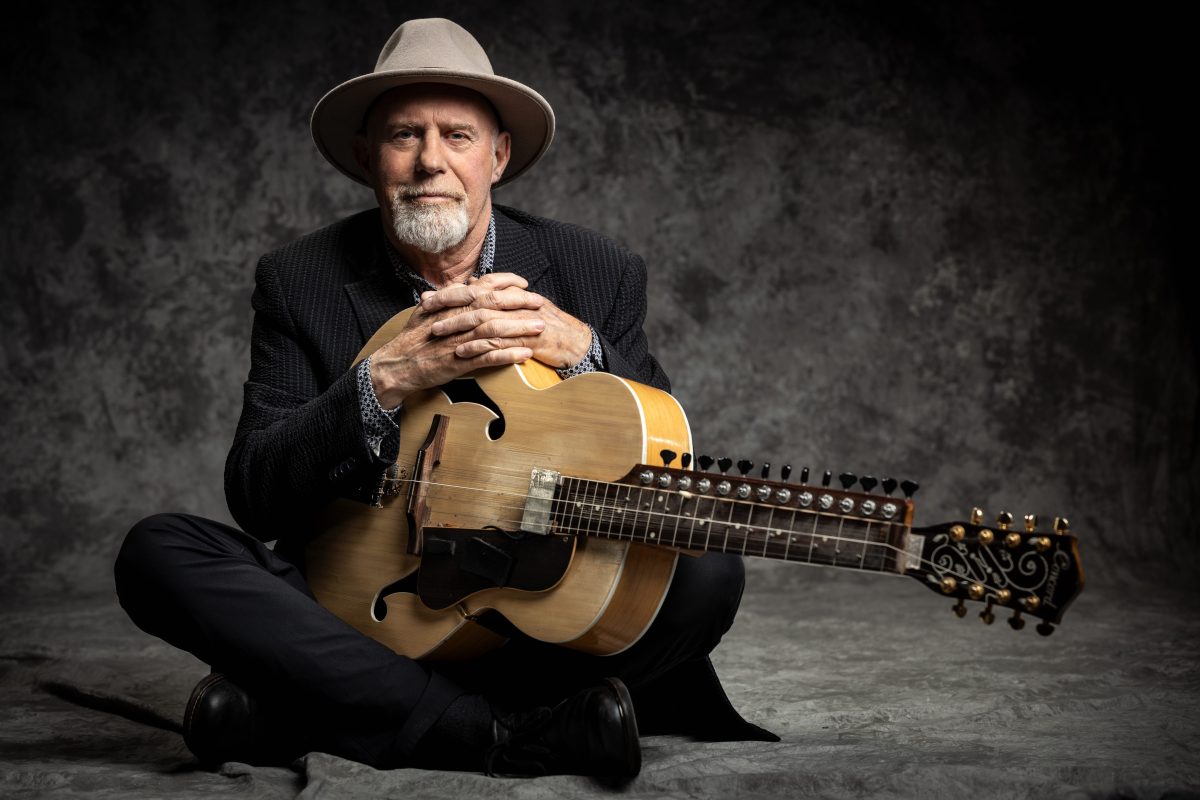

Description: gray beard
[389,190,470,254]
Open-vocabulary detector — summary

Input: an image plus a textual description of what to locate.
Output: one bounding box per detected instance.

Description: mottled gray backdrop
[1,1,1192,604]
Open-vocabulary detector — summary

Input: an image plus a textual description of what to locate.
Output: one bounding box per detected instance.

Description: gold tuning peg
[1053,517,1071,534]
[1024,513,1037,532]
[970,507,984,525]
[996,511,1013,530]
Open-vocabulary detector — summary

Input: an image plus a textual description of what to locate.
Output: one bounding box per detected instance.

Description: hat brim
[311,69,555,188]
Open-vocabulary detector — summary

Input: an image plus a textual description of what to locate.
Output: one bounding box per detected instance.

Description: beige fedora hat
[311,18,555,188]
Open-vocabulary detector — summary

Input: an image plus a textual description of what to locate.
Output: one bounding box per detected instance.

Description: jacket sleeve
[594,251,671,393]
[224,255,397,545]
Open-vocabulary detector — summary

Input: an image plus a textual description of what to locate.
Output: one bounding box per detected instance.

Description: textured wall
[0,1,1191,600]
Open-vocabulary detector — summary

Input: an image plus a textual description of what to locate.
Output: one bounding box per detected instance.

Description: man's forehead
[365,84,501,131]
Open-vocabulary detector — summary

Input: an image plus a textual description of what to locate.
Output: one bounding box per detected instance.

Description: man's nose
[416,131,447,175]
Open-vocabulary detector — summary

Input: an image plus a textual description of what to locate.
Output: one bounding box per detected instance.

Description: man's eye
[393,130,416,141]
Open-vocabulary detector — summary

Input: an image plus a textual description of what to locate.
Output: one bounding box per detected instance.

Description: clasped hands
[369,272,592,408]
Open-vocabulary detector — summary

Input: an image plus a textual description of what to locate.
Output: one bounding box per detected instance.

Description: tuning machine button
[718,457,733,475]
[969,507,984,525]
[1053,517,1071,534]
[698,455,715,472]
[821,470,833,487]
[980,600,996,625]
[1008,610,1026,630]
[860,476,878,493]
[660,449,676,467]
[952,599,967,618]
[881,477,897,496]
[838,472,856,489]
[737,459,753,476]
[997,511,1013,530]
[901,480,919,498]
[681,452,692,470]
[761,462,771,479]
[1036,622,1055,636]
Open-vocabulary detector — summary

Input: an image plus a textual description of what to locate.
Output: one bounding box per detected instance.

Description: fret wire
[781,507,797,562]
[761,504,776,559]
[634,482,650,544]
[721,496,736,554]
[605,479,617,540]
[669,490,685,547]
[588,479,604,540]
[807,508,820,564]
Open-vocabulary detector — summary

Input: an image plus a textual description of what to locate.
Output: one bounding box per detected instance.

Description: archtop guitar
[306,308,1084,661]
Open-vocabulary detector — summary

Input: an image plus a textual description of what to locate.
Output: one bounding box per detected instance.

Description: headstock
[908,511,1084,635]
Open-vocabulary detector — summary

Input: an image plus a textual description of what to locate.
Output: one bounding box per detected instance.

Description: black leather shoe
[183,673,301,768]
[486,677,640,780]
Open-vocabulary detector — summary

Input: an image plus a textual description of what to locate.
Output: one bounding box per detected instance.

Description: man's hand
[368,273,592,408]
[431,275,592,370]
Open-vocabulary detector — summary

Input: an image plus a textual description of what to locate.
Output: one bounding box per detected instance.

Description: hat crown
[374,18,495,76]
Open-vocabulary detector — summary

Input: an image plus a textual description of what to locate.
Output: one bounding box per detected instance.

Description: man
[114,18,775,779]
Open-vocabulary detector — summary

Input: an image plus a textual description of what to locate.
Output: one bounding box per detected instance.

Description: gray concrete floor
[2,563,1197,799]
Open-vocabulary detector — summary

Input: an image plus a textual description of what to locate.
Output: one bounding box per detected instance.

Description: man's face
[355,84,511,255]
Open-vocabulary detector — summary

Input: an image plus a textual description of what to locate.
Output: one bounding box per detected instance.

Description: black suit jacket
[225,205,668,547]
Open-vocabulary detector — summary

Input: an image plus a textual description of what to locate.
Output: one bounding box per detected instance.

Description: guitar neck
[551,472,917,575]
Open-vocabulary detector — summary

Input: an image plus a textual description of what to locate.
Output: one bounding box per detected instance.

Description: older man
[114,18,774,779]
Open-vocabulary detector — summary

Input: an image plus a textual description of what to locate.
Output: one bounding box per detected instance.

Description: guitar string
[366,475,1020,595]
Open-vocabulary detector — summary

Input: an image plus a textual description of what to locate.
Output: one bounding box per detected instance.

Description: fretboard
[551,475,906,573]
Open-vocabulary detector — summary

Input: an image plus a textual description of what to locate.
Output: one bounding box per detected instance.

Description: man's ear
[352,134,372,180]
[490,131,512,184]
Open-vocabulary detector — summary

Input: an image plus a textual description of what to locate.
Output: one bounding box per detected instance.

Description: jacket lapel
[494,207,551,286]
[342,210,412,345]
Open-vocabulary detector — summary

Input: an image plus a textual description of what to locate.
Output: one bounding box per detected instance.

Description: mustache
[392,185,466,202]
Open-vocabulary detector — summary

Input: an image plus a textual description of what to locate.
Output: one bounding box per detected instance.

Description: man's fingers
[431,310,545,338]
[454,336,539,358]
[468,272,529,291]
[458,345,534,365]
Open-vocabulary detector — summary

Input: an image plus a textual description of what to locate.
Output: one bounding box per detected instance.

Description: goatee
[389,186,470,254]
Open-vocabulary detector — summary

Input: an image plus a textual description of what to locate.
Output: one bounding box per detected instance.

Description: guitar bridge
[520,468,561,535]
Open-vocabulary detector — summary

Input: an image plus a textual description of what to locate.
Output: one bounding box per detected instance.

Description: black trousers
[114,512,746,767]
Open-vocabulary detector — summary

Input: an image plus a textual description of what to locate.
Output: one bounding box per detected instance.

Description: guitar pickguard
[415,528,576,610]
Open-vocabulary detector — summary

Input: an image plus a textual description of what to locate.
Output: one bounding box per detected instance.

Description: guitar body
[306,309,693,661]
